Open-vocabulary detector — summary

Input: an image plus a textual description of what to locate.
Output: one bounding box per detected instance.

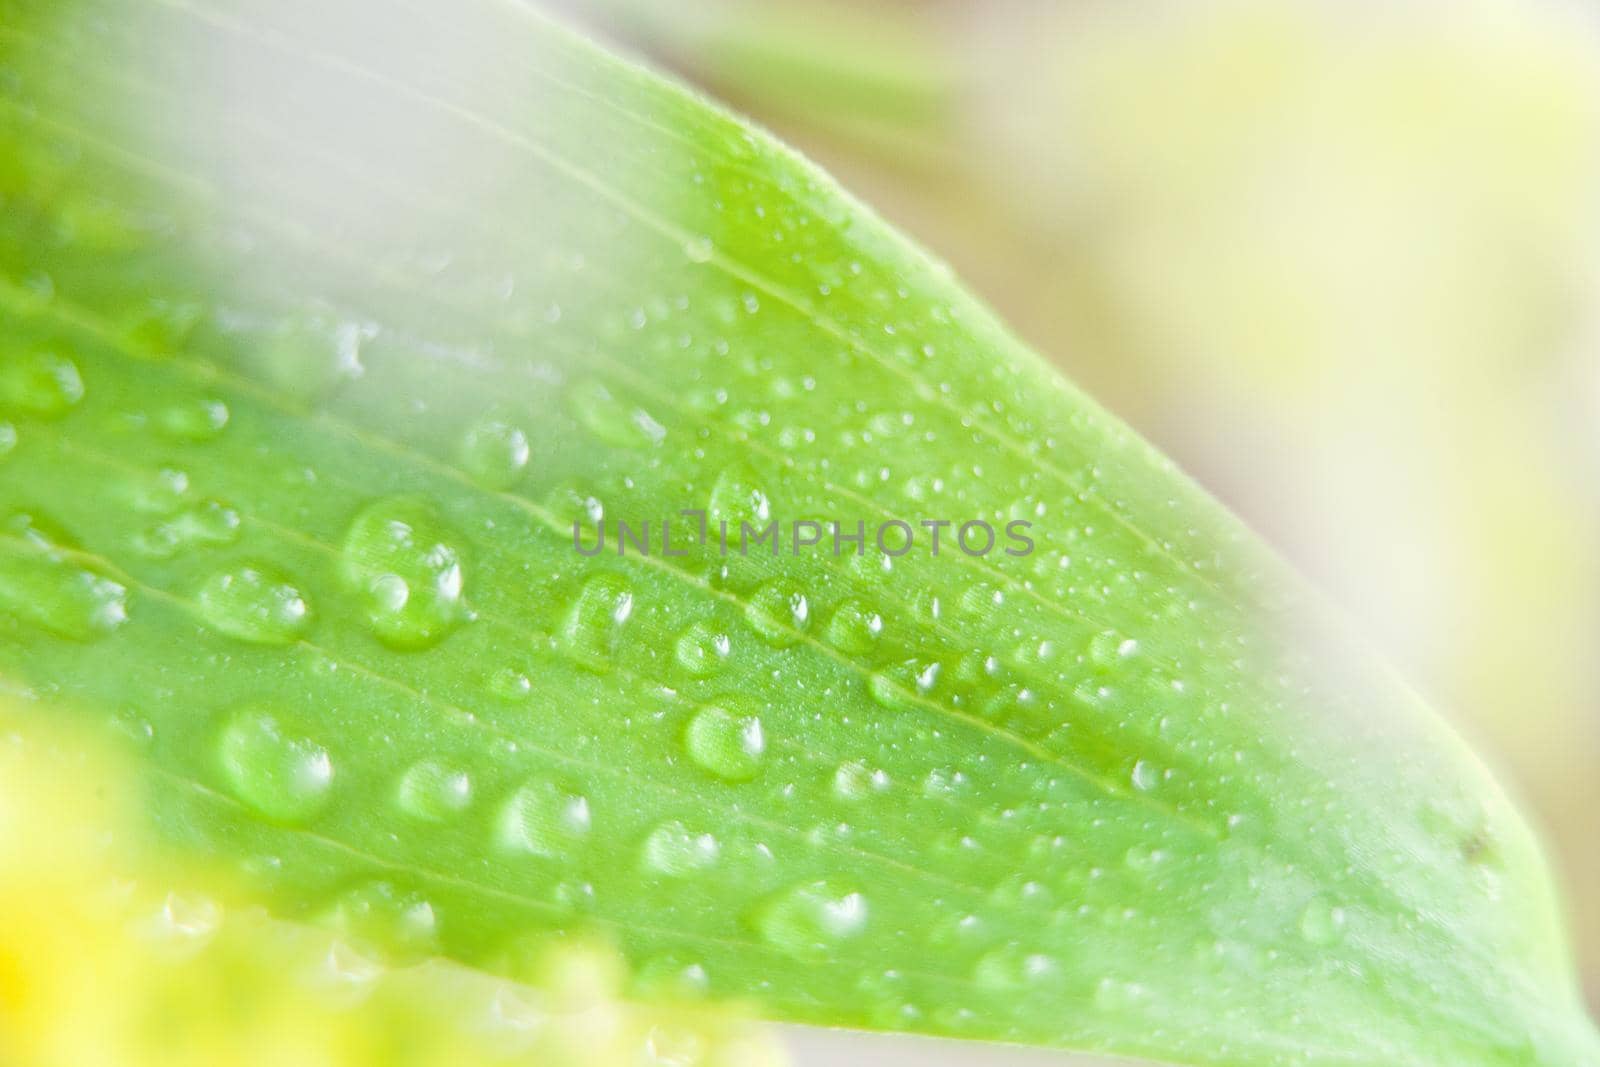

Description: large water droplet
[340,497,469,650]
[640,819,720,876]
[217,707,334,824]
[824,599,883,655]
[868,659,941,711]
[674,621,731,678]
[0,512,128,640]
[753,881,867,959]
[196,562,312,645]
[744,579,809,648]
[498,781,593,858]
[566,377,665,447]
[396,759,474,822]
[459,415,531,490]
[708,462,770,527]
[684,706,765,781]
[558,572,634,672]
[0,422,18,458]
[0,349,84,417]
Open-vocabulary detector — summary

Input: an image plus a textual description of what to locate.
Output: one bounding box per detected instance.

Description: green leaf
[0,2,1595,1065]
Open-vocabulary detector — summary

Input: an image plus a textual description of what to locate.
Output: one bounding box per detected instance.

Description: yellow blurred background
[552,0,1600,1011]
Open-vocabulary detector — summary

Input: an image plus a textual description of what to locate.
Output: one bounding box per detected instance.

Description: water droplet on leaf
[0,349,84,417]
[674,621,731,678]
[217,707,334,824]
[753,881,867,959]
[558,572,634,671]
[498,780,593,857]
[744,579,809,648]
[197,562,312,645]
[459,415,531,489]
[340,497,470,650]
[396,759,474,822]
[0,513,128,640]
[641,819,720,876]
[1299,897,1347,945]
[684,706,765,781]
[157,397,229,441]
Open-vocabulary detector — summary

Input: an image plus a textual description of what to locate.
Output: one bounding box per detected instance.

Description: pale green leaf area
[0,1,1595,1065]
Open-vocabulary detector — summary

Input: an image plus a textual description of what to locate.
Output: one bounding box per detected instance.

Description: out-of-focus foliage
[572,0,1600,1010]
[0,710,783,1067]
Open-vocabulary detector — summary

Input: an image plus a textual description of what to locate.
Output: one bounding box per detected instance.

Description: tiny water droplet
[217,707,334,824]
[922,766,969,798]
[196,562,312,645]
[1088,629,1139,666]
[459,415,531,490]
[487,666,534,703]
[684,706,765,782]
[753,881,867,960]
[340,497,469,650]
[833,760,890,800]
[1093,977,1147,1013]
[682,235,714,263]
[396,759,474,822]
[972,944,1060,991]
[1123,844,1166,872]
[633,953,711,998]
[157,397,229,441]
[1130,759,1161,792]
[558,572,634,672]
[640,819,720,876]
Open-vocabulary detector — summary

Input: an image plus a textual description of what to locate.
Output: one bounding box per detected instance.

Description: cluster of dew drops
[0,342,953,992]
[0,303,1365,1037]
